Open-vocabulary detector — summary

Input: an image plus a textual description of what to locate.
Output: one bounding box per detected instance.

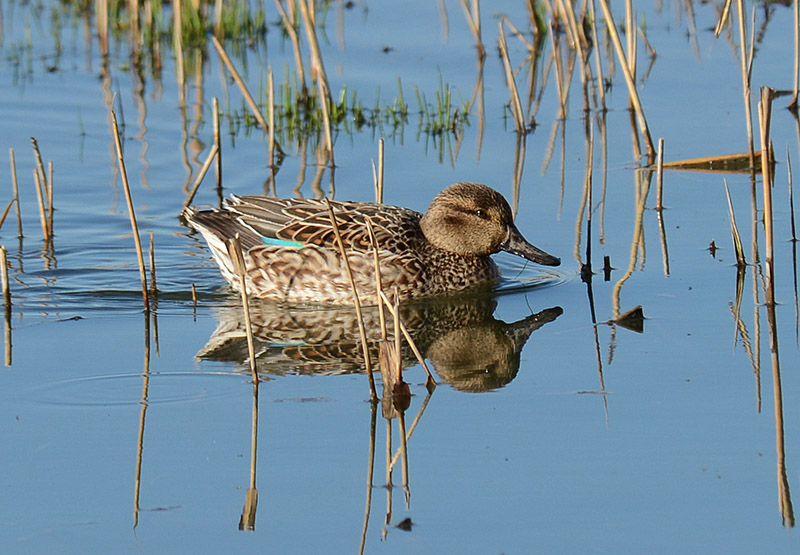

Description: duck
[183,182,560,304]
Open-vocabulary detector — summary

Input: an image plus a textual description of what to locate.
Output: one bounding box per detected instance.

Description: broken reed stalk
[30,138,48,197]
[498,18,526,134]
[213,97,222,190]
[210,35,280,153]
[596,0,655,159]
[714,0,732,37]
[724,179,747,267]
[183,143,220,208]
[759,86,776,303]
[0,246,9,308]
[110,109,149,311]
[9,149,22,238]
[656,138,665,211]
[324,199,378,400]
[0,200,16,232]
[225,235,258,382]
[47,161,54,239]
[30,138,50,241]
[32,169,49,243]
[191,283,197,307]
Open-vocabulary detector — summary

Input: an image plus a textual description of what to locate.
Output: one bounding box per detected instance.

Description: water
[2,1,800,552]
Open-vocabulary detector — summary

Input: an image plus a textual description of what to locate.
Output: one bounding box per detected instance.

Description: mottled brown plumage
[183,182,560,304]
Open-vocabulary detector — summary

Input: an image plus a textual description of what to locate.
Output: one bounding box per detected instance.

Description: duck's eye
[475,209,486,218]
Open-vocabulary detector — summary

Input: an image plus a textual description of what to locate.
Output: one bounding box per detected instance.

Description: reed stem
[759,86,776,304]
[213,97,222,191]
[110,109,149,311]
[32,169,49,243]
[225,235,258,382]
[183,144,220,207]
[0,246,9,308]
[325,199,377,400]
[9,149,22,238]
[596,0,654,159]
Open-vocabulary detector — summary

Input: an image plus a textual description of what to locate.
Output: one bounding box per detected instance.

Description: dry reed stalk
[96,0,108,58]
[498,19,526,133]
[267,67,275,171]
[589,0,607,111]
[297,0,330,99]
[9,149,22,238]
[724,179,747,267]
[377,289,436,387]
[735,0,755,161]
[214,0,223,36]
[656,138,664,211]
[324,199,378,400]
[110,110,149,311]
[191,283,197,306]
[625,0,635,81]
[213,97,221,190]
[315,75,335,166]
[596,0,654,159]
[183,143,220,207]
[225,235,258,382]
[365,219,387,340]
[459,0,484,57]
[47,160,53,240]
[374,138,385,204]
[556,0,586,62]
[30,138,48,203]
[547,21,570,120]
[0,200,16,232]
[1,244,9,367]
[714,0,733,37]
[274,0,307,92]
[0,246,9,308]
[210,35,276,141]
[148,231,157,298]
[662,151,763,171]
[174,0,185,106]
[32,169,49,242]
[759,86,776,303]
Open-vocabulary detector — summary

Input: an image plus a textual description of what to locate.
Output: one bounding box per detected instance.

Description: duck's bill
[501,226,561,266]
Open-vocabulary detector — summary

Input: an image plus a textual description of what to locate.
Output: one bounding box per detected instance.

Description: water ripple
[23,371,245,408]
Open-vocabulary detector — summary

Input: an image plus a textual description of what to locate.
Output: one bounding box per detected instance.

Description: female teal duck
[184,182,560,304]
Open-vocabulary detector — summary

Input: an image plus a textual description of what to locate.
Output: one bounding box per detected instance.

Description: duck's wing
[228,195,422,254]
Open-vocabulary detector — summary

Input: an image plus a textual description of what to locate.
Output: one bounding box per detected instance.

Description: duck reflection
[197,295,562,392]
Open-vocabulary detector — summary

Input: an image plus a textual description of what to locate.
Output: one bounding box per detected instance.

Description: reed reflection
[197,295,562,392]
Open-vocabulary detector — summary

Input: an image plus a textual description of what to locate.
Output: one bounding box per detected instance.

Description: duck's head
[419,182,560,266]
